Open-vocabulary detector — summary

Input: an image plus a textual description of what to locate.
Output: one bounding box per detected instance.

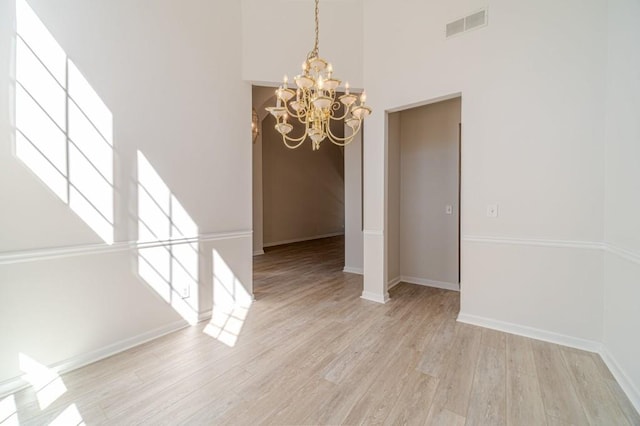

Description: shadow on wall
[14,0,114,244]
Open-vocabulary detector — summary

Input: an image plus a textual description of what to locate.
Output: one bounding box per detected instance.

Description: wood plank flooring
[8,236,640,425]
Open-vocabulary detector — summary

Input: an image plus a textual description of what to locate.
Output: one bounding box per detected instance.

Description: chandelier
[266,0,371,151]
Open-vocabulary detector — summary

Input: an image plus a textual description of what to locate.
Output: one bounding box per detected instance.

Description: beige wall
[252,128,263,255]
[261,109,345,247]
[388,98,461,287]
[251,86,276,255]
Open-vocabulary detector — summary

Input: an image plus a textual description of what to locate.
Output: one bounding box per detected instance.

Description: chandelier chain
[312,0,320,57]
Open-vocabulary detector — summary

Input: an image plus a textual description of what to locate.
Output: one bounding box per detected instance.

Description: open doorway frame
[385,93,462,293]
[250,84,352,269]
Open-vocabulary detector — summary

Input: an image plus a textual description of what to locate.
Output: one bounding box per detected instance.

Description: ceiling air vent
[446,8,488,39]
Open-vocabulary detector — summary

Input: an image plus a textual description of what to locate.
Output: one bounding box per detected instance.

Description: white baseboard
[198,310,213,322]
[600,346,640,414]
[401,276,460,292]
[263,232,344,248]
[253,250,264,256]
[361,291,390,304]
[456,312,602,353]
[0,319,188,398]
[343,266,363,275]
[457,312,640,413]
[388,276,401,290]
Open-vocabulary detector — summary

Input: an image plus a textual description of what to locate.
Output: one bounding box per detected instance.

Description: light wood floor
[10,237,640,425]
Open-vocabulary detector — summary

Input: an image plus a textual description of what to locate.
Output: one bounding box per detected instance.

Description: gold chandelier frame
[266,0,371,151]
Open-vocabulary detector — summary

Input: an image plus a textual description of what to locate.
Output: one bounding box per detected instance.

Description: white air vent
[446,18,465,38]
[446,8,488,38]
[465,10,486,30]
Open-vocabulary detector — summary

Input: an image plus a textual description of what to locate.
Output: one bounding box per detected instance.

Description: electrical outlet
[445,205,453,215]
[486,204,498,218]
[180,286,190,299]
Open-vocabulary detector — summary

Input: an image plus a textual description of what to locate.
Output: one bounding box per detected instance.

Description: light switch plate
[487,204,498,218]
[445,205,453,215]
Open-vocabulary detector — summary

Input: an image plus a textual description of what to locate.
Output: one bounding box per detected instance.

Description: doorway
[387,96,461,291]
[251,85,347,260]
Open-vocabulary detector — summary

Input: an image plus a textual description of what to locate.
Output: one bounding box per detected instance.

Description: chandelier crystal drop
[266,0,371,151]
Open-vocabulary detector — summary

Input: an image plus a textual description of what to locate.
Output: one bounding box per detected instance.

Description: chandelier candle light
[266,0,371,151]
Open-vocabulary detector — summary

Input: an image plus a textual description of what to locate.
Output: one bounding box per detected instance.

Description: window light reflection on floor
[49,403,85,426]
[18,353,66,411]
[204,250,252,347]
[0,395,18,425]
[203,306,249,348]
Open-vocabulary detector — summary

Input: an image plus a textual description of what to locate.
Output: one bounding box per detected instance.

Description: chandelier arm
[281,128,308,144]
[283,102,307,121]
[325,121,361,146]
[326,132,357,147]
[283,129,308,142]
[329,107,350,121]
[328,99,352,120]
[281,133,308,149]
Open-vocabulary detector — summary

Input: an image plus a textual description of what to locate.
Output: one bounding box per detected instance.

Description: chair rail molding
[0,230,253,265]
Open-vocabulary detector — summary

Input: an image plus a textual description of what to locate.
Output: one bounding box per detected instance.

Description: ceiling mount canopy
[266,0,371,151]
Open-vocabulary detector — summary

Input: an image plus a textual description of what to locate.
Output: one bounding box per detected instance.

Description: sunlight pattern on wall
[137,151,199,325]
[0,395,18,425]
[17,353,85,425]
[15,0,114,244]
[203,250,252,347]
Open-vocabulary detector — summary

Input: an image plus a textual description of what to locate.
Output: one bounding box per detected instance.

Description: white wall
[398,98,460,286]
[344,126,363,274]
[0,0,251,387]
[261,113,345,246]
[602,0,640,409]
[241,0,364,89]
[364,0,608,339]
